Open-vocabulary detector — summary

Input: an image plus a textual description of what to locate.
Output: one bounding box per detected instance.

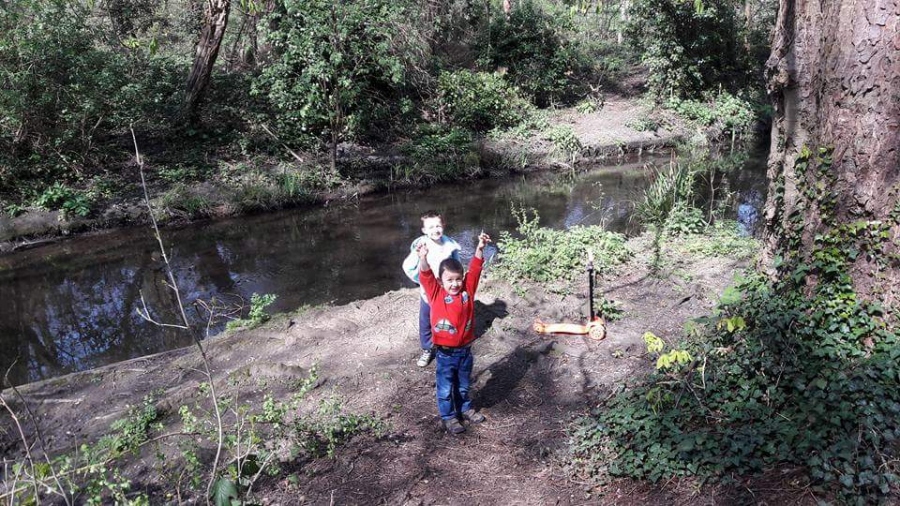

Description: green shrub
[158,164,208,184]
[665,91,755,139]
[544,125,582,162]
[575,98,604,114]
[253,0,406,151]
[476,0,587,106]
[627,116,662,132]
[572,222,900,502]
[159,184,212,218]
[33,182,94,218]
[626,0,753,100]
[675,220,759,259]
[494,207,629,284]
[634,161,697,229]
[0,1,181,159]
[227,292,278,330]
[399,126,479,182]
[436,70,530,132]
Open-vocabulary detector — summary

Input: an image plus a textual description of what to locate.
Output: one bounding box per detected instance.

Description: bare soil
[0,232,814,505]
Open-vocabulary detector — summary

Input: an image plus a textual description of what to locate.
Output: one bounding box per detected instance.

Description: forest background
[4,0,900,504]
[0,0,769,223]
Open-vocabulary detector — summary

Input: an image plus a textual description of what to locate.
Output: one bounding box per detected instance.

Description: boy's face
[421,216,444,242]
[441,270,463,295]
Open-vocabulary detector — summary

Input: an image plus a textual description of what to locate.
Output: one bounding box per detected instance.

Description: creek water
[0,151,768,386]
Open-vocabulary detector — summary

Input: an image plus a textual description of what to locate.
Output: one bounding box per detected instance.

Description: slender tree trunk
[183,0,231,124]
[763,0,900,307]
[617,0,629,45]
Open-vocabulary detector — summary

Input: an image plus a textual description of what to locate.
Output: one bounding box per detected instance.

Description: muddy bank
[0,98,686,253]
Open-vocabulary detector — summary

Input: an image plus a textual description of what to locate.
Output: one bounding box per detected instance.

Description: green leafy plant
[227,293,278,330]
[594,296,624,322]
[102,394,161,455]
[626,0,756,100]
[476,0,587,106]
[159,184,212,218]
[627,115,662,132]
[398,126,479,182]
[248,293,277,324]
[666,91,755,140]
[33,182,93,217]
[494,207,629,285]
[253,0,406,168]
[572,219,900,502]
[158,164,208,184]
[575,97,604,114]
[436,70,531,132]
[634,160,697,229]
[292,395,385,458]
[544,125,582,163]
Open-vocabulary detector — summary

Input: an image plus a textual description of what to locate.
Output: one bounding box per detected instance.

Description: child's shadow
[475,342,554,409]
[475,299,508,338]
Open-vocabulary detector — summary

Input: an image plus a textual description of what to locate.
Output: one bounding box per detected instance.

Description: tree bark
[183,0,231,124]
[763,0,900,307]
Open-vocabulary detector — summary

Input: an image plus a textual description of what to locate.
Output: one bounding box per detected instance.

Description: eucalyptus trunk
[183,0,231,123]
[763,0,900,307]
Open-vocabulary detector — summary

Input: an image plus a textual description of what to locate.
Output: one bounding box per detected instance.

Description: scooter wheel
[588,323,606,341]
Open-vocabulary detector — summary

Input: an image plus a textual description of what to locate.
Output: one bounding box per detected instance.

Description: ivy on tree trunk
[763,0,900,309]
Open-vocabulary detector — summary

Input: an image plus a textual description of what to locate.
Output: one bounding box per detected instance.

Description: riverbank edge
[0,104,687,253]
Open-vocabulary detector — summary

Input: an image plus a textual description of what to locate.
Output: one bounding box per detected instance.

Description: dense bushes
[476,0,588,106]
[436,70,531,132]
[626,0,757,100]
[253,0,406,152]
[494,208,629,284]
[574,261,900,501]
[0,0,771,216]
[0,0,184,208]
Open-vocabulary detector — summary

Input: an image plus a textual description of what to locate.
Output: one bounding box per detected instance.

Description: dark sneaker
[417,348,435,367]
[443,418,466,434]
[461,409,486,423]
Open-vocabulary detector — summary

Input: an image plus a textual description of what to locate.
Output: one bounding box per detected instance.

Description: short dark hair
[438,258,463,279]
[421,210,442,222]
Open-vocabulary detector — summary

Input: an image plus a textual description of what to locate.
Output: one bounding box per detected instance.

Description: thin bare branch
[131,127,225,506]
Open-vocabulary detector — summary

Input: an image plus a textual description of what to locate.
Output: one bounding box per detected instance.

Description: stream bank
[0,97,687,252]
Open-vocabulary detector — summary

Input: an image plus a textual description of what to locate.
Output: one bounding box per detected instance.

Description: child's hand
[416,240,428,259]
[476,231,491,251]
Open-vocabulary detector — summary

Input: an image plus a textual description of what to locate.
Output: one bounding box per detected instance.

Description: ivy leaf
[211,477,240,506]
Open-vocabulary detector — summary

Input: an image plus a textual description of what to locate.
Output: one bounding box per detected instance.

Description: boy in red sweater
[416,231,491,434]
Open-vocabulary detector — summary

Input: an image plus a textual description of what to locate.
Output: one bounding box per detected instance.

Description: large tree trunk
[763,0,900,308]
[183,0,231,123]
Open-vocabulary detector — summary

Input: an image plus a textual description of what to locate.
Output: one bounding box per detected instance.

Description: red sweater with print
[419,256,484,348]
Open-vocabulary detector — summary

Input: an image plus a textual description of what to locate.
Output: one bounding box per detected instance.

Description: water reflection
[0,153,768,385]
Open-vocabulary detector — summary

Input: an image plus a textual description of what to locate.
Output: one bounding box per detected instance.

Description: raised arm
[416,241,430,273]
[475,231,491,259]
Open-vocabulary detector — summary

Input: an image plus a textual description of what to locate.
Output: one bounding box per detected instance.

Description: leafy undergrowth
[494,207,629,286]
[572,221,900,503]
[2,367,384,505]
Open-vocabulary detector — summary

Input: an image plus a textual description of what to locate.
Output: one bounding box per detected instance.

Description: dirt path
[1,233,773,505]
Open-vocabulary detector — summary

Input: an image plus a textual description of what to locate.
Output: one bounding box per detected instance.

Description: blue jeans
[418,297,432,350]
[435,347,474,420]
